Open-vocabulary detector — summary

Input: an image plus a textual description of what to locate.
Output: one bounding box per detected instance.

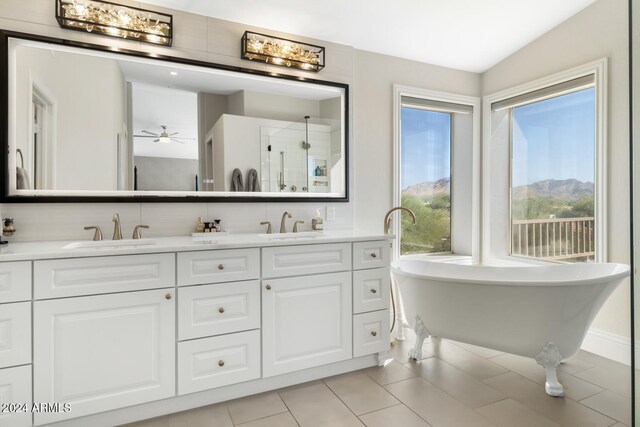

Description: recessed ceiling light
[169,71,178,76]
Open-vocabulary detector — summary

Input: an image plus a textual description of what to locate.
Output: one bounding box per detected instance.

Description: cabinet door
[34,289,175,424]
[262,272,352,377]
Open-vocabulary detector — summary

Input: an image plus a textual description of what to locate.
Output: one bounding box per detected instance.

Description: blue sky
[512,87,595,186]
[400,108,450,189]
[400,87,595,189]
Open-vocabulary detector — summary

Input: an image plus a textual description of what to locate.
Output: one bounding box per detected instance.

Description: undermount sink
[63,239,157,249]
[258,231,323,240]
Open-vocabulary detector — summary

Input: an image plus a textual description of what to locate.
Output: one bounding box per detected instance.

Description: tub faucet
[280,211,292,233]
[112,213,122,240]
[384,207,416,234]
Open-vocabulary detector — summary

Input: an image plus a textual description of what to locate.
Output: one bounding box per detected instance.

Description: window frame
[482,59,608,263]
[392,85,481,261]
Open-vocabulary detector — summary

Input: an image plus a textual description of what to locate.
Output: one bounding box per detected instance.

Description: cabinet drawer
[353,268,390,314]
[179,280,260,340]
[0,365,32,427]
[34,253,175,299]
[178,249,260,286]
[262,243,351,278]
[353,310,390,358]
[178,330,260,395]
[0,302,31,369]
[0,262,31,303]
[353,241,390,270]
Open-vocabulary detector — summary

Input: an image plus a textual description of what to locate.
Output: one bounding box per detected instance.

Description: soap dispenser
[312,209,324,231]
[195,216,205,233]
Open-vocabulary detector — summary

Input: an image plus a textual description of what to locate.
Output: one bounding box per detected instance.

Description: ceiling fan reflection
[134,125,196,144]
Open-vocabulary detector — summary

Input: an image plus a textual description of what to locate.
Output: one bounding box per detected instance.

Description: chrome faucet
[384,207,417,234]
[112,213,122,240]
[280,211,292,233]
[293,220,305,233]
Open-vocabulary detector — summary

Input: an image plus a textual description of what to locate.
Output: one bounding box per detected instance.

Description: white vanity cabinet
[2,234,392,426]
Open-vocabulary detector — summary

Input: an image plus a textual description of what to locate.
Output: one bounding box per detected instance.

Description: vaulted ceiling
[141,0,596,72]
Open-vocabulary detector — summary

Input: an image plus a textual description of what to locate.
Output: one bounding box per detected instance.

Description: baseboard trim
[580,327,630,366]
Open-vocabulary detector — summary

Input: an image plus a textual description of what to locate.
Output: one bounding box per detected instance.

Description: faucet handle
[293,220,305,233]
[84,226,103,241]
[132,225,149,240]
[260,221,272,234]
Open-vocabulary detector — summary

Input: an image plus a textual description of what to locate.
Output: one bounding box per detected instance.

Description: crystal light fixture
[55,0,173,46]
[241,31,325,72]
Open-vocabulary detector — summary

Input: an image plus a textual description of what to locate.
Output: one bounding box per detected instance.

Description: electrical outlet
[326,206,335,221]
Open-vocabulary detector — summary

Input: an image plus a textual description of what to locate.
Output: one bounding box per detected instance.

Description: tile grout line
[576,389,630,425]
[275,390,301,427]
[319,376,367,426]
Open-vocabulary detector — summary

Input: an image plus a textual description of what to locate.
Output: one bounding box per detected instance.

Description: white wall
[481,0,630,338]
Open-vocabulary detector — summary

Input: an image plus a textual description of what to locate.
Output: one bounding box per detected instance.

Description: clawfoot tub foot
[535,342,564,397]
[408,315,430,360]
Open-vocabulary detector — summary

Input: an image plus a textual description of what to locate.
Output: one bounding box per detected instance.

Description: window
[395,93,476,256]
[399,105,452,254]
[483,62,606,264]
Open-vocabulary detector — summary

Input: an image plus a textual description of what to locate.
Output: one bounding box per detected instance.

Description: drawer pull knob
[371,331,378,337]
[218,264,224,270]
[218,360,225,367]
[165,293,172,300]
[219,307,225,313]
[370,288,377,294]
[370,253,377,258]
[265,284,272,290]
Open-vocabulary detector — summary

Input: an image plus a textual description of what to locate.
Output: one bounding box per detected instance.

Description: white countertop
[0,231,393,262]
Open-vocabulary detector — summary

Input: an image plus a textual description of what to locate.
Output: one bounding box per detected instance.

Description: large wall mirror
[1,31,348,202]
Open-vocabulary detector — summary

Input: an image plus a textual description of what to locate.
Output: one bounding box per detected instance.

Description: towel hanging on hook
[15,148,30,190]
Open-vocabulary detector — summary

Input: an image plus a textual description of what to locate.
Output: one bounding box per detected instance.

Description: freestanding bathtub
[391,257,630,396]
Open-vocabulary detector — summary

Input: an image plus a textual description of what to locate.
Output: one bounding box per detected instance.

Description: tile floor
[124,333,631,427]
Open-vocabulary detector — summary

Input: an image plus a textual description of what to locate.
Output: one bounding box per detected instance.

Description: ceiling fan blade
[153,138,160,143]
[169,132,180,136]
[171,137,197,141]
[141,130,159,136]
[133,135,158,138]
[173,139,185,144]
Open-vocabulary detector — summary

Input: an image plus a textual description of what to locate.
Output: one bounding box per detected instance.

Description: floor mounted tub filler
[391,257,630,397]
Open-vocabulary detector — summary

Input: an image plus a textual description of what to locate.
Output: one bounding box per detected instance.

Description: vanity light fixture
[55,0,173,46]
[241,31,325,72]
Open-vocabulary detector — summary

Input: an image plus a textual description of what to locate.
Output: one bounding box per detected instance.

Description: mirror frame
[0,30,350,203]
